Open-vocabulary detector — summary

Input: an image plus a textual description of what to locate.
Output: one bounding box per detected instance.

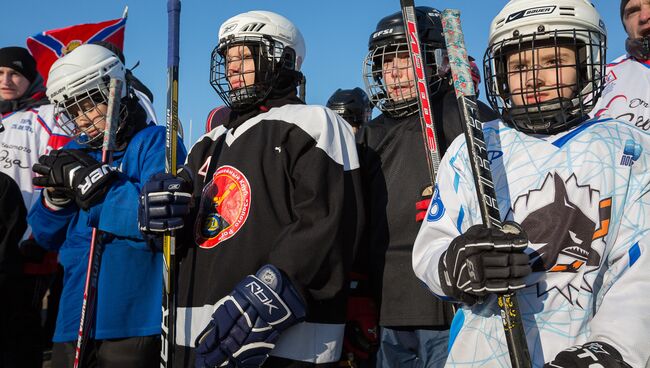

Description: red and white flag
[26,15,126,83]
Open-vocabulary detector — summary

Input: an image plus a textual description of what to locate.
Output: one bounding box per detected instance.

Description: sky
[1,0,627,146]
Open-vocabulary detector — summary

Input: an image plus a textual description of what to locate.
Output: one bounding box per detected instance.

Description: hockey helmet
[210,10,306,111]
[483,0,606,134]
[362,7,449,118]
[326,87,372,129]
[47,43,128,147]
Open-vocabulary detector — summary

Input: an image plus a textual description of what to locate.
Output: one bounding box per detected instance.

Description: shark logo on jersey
[621,139,642,167]
[511,173,609,304]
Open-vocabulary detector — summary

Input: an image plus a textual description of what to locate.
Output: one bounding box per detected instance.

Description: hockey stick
[441,9,531,368]
[400,0,442,184]
[73,78,123,368]
[161,1,181,366]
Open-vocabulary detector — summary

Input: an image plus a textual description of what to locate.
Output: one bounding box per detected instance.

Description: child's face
[381,51,416,102]
[70,97,108,138]
[225,44,256,91]
[506,45,578,107]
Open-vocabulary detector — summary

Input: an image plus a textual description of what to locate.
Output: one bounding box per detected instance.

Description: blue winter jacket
[28,124,187,342]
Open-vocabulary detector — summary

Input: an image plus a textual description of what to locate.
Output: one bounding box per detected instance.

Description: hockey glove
[439,222,531,304]
[32,149,117,210]
[544,341,632,368]
[138,167,193,233]
[416,185,433,222]
[194,265,307,368]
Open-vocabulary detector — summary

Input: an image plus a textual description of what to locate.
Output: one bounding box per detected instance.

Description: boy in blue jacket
[28,43,186,368]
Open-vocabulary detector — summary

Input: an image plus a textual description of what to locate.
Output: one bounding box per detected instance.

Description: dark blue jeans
[376,327,449,368]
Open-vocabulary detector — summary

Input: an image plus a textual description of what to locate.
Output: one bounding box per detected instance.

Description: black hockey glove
[544,341,632,368]
[32,149,117,210]
[439,221,531,304]
[194,265,307,368]
[138,167,193,234]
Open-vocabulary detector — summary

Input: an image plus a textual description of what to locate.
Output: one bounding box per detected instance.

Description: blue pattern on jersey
[448,309,465,353]
[629,242,641,266]
[552,118,612,148]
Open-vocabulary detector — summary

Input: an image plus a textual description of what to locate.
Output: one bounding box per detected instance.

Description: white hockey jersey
[413,117,650,367]
[0,104,69,215]
[591,54,650,134]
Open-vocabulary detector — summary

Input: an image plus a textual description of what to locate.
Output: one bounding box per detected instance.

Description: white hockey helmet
[209,10,306,110]
[483,0,606,134]
[47,43,127,147]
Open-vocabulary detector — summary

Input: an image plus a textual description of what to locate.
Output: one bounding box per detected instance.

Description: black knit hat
[621,0,629,29]
[0,47,38,83]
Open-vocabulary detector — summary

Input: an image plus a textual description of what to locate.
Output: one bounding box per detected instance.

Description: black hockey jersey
[174,95,364,365]
[357,89,497,327]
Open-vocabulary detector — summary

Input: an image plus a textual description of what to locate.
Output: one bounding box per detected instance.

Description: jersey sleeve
[268,113,364,302]
[412,137,482,300]
[586,175,650,367]
[87,127,187,244]
[27,195,77,252]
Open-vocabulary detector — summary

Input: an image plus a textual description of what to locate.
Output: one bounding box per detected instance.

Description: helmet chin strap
[625,35,650,60]
[507,96,585,134]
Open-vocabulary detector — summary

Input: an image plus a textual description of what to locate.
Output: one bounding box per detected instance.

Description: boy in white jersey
[413,0,650,367]
[591,0,650,128]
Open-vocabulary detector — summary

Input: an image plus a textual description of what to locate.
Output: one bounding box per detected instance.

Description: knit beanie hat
[0,47,38,83]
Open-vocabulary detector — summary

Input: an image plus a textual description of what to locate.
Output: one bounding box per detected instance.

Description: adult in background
[591,0,650,131]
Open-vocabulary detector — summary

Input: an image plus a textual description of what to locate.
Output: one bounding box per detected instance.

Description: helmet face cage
[363,42,447,119]
[54,78,127,148]
[210,35,286,110]
[484,28,605,134]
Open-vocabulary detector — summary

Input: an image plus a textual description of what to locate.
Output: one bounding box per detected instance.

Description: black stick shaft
[162,1,180,367]
[441,9,531,368]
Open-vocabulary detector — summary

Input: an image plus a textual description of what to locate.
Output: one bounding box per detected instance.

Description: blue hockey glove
[32,149,117,210]
[439,221,531,304]
[544,341,632,368]
[138,167,193,233]
[194,265,307,368]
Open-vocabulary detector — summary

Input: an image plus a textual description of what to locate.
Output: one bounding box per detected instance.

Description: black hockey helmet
[368,6,445,50]
[326,87,372,129]
[363,7,449,118]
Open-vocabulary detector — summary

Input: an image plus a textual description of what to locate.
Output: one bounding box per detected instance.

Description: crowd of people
[1,0,649,367]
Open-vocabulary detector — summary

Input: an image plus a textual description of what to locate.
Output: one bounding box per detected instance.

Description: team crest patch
[195,165,251,249]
